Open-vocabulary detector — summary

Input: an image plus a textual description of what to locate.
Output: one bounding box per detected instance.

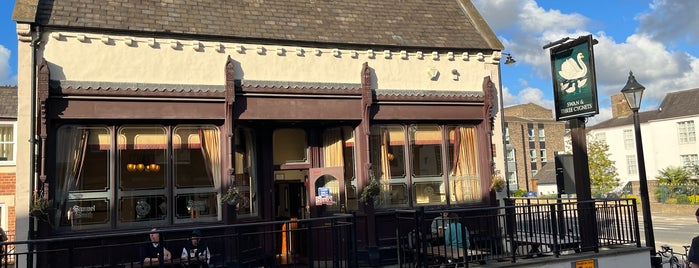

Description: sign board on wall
[550,35,600,120]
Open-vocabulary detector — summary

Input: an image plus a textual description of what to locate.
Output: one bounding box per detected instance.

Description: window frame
[538,128,546,142]
[369,123,483,209]
[626,155,638,175]
[0,122,17,166]
[680,154,699,168]
[623,129,634,150]
[54,123,226,232]
[678,120,696,144]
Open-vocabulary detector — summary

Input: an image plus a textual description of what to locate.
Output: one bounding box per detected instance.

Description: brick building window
[0,122,15,165]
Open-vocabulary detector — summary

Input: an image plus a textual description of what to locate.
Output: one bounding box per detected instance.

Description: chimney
[611,93,632,118]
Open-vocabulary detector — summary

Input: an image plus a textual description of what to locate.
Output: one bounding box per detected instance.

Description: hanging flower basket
[221,186,241,206]
[359,179,381,205]
[490,170,506,193]
[30,190,53,222]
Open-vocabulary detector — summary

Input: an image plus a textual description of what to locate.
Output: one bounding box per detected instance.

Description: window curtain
[321,128,344,211]
[322,128,344,167]
[379,128,392,203]
[0,125,12,161]
[449,127,481,202]
[199,129,221,190]
[55,127,89,225]
[239,128,256,214]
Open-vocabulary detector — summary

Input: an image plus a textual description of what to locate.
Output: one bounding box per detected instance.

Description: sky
[473,0,699,125]
[1,1,698,125]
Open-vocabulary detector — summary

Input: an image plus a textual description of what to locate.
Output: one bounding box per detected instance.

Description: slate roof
[0,86,18,119]
[533,162,556,185]
[14,0,503,51]
[588,88,699,130]
[655,88,699,120]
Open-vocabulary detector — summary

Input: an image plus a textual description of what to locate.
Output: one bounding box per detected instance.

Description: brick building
[503,103,566,193]
[0,86,17,239]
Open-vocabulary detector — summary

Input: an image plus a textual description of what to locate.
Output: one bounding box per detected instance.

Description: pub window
[369,124,482,208]
[322,126,356,211]
[234,127,258,217]
[447,125,481,204]
[173,125,220,223]
[410,124,444,205]
[54,124,223,231]
[273,128,308,165]
[56,125,111,230]
[370,125,407,208]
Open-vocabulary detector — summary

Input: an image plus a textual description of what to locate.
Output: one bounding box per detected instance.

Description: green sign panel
[550,35,599,120]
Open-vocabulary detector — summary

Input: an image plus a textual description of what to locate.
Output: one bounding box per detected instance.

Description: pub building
[13,0,506,265]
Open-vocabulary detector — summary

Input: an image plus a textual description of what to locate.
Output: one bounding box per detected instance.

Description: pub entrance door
[274,180,307,220]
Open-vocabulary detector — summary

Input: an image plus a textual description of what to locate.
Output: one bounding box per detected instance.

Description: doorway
[275,181,307,220]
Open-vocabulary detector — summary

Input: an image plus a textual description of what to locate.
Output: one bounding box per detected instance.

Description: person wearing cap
[141,227,172,266]
[181,229,211,267]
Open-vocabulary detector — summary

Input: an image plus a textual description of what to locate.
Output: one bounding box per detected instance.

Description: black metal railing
[0,214,356,268]
[0,199,640,267]
[396,198,641,267]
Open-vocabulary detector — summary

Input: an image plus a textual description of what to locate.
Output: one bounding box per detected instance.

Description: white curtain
[199,128,221,191]
[450,127,481,202]
[54,126,89,225]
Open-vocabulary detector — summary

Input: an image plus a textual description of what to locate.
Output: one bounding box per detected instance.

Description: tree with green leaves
[587,138,620,197]
[654,166,696,203]
[655,166,692,184]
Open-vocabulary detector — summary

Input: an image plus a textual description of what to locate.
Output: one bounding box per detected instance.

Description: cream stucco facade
[14,25,507,246]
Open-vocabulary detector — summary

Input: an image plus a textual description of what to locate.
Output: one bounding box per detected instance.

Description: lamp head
[621,71,645,111]
[504,53,516,66]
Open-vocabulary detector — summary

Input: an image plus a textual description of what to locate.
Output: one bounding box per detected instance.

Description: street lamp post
[620,71,656,254]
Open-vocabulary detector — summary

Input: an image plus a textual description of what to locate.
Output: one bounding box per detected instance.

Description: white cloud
[501,86,517,106]
[636,0,699,45]
[0,45,10,85]
[501,85,554,110]
[474,0,699,113]
[586,107,613,126]
[518,87,553,109]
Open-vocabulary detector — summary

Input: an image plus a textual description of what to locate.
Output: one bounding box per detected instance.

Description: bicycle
[657,244,690,268]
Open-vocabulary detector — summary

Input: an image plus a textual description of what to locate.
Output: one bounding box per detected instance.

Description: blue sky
[1,1,699,125]
[473,0,699,124]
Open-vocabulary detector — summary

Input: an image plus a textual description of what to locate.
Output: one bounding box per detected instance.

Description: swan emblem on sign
[558,52,588,94]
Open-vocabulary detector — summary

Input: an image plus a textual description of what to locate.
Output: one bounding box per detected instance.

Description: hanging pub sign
[549,34,599,121]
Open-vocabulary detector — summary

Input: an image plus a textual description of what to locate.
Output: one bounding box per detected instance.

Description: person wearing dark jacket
[141,228,172,266]
[181,229,211,268]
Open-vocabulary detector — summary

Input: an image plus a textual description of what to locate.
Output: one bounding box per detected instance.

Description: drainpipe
[497,61,509,197]
[28,25,42,267]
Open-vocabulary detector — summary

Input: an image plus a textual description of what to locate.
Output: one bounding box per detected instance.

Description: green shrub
[512,189,526,197]
[621,194,641,205]
[665,198,678,204]
[676,194,691,204]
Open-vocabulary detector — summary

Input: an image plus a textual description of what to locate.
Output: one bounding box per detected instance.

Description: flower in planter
[490,170,506,192]
[359,179,381,205]
[30,190,53,222]
[221,186,241,206]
